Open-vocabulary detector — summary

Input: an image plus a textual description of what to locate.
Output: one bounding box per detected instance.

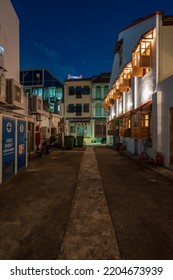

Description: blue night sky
[10,0,173,83]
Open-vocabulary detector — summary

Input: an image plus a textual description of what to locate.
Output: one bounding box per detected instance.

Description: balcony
[131,127,149,139]
[132,127,140,138]
[139,127,150,139]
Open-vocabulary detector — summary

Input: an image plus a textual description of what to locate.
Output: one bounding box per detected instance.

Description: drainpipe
[156,11,162,88]
[155,11,163,153]
[134,77,138,109]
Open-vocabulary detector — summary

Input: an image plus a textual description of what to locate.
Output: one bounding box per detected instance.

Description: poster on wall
[17,120,26,170]
[2,117,15,180]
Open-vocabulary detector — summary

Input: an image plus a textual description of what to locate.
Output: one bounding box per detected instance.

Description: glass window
[140,114,149,127]
[83,86,90,95]
[55,88,63,100]
[69,86,75,95]
[96,103,101,116]
[0,45,4,57]
[70,126,76,133]
[83,103,89,112]
[68,104,75,113]
[32,87,43,97]
[144,114,149,127]
[96,86,101,99]
[104,85,108,98]
[76,86,82,98]
[76,104,82,116]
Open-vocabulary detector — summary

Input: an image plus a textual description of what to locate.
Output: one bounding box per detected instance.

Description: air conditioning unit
[0,75,6,103]
[31,95,43,114]
[6,78,24,109]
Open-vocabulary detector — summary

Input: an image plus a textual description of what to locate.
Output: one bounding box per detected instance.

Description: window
[140,41,151,68]
[96,86,101,99]
[32,87,43,97]
[104,85,108,98]
[0,45,4,57]
[76,104,82,116]
[83,86,90,95]
[144,114,149,127]
[76,86,82,98]
[69,86,75,95]
[70,126,76,133]
[140,114,149,127]
[67,104,75,113]
[83,103,89,112]
[96,103,102,116]
[126,119,131,129]
[55,88,63,100]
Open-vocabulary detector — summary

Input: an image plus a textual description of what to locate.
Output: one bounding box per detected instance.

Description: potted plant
[155,152,164,166]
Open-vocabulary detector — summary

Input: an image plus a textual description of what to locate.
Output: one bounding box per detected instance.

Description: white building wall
[0,0,20,82]
[160,26,173,81]
[157,75,173,167]
[110,15,157,89]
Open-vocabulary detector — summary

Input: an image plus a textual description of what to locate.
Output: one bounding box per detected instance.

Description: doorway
[77,126,84,137]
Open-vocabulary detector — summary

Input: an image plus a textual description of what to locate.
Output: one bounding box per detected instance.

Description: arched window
[96,86,101,99]
[104,85,108,98]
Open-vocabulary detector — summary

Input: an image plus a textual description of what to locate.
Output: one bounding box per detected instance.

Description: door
[77,126,84,136]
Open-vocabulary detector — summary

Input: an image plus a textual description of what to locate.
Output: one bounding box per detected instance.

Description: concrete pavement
[56,147,120,260]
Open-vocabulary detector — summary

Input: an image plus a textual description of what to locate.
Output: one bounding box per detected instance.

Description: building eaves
[92,72,111,83]
[118,11,163,34]
[92,77,110,84]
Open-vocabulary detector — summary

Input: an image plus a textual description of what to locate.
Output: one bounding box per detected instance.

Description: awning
[133,100,152,113]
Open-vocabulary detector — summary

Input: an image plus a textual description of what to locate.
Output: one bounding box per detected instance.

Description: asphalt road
[94,146,173,260]
[0,149,84,260]
[0,145,173,260]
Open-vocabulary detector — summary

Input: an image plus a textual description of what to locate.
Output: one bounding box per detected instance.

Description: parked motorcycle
[39,138,51,157]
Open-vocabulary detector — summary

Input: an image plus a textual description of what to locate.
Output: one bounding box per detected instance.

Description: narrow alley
[0,146,173,260]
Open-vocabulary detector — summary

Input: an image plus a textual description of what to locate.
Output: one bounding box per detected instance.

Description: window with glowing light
[32,87,43,97]
[0,45,4,57]
[140,114,149,127]
[144,114,149,127]
[132,31,153,74]
[128,119,131,128]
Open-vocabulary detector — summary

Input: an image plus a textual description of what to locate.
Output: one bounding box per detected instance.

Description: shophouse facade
[64,76,92,144]
[105,11,173,167]
[91,73,110,143]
